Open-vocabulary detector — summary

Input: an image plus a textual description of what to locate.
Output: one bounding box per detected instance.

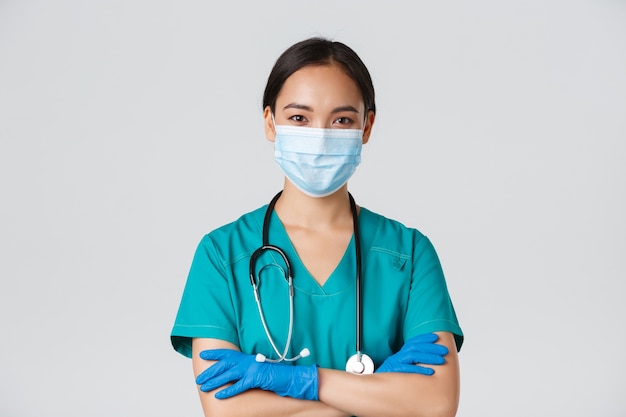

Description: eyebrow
[283,103,360,114]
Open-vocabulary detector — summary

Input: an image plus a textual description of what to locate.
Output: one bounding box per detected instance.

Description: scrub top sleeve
[404,234,464,351]
[171,234,240,358]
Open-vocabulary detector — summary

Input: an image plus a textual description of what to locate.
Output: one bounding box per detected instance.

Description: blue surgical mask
[273,124,363,198]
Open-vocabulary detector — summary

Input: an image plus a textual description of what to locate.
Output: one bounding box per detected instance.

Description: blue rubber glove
[196,349,318,400]
[375,333,449,375]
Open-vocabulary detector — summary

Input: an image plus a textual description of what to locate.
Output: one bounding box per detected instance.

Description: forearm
[197,386,349,417]
[319,371,457,417]
[191,333,459,417]
[192,338,348,417]
[318,333,460,417]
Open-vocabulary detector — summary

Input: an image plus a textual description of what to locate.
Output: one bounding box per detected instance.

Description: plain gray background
[1,0,625,416]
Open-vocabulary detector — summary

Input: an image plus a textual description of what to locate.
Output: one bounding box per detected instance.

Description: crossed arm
[191,332,459,417]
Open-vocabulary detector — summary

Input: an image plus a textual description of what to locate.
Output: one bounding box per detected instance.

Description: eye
[288,114,308,124]
[333,116,354,126]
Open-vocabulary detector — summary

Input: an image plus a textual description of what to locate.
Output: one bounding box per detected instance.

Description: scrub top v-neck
[267,210,357,296]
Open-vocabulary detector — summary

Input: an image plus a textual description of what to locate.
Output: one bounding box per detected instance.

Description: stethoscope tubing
[250,191,368,371]
[349,193,363,359]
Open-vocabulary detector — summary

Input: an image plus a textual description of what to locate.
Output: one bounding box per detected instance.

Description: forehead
[276,64,364,108]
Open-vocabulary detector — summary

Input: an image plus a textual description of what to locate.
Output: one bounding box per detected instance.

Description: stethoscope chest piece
[346,352,374,375]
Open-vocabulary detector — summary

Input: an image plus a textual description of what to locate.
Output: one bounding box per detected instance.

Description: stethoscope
[249,191,374,374]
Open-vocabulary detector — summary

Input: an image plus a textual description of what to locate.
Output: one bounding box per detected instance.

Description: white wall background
[1,1,624,416]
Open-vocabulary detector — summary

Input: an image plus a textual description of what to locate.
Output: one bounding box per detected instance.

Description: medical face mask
[273,124,363,198]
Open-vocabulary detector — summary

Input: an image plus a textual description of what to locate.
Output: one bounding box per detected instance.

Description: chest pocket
[361,247,412,365]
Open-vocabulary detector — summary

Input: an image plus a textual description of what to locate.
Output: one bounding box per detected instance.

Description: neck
[274,181,355,230]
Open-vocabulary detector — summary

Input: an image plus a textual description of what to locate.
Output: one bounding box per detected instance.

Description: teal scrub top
[171,204,463,370]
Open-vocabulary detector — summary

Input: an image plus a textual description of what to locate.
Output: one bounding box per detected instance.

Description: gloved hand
[196,349,318,400]
[375,333,448,375]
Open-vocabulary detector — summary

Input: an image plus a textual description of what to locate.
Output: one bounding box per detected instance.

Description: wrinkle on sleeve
[171,234,239,358]
[403,234,464,352]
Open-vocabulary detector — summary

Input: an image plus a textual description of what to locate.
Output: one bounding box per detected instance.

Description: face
[264,63,375,143]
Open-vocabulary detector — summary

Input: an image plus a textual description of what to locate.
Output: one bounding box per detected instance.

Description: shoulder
[196,205,267,257]
[208,205,266,238]
[360,207,440,261]
[361,207,426,242]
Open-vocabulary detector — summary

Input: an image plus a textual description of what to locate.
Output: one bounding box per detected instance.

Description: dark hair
[262,37,376,115]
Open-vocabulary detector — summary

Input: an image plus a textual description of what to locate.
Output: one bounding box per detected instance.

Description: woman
[171,37,464,417]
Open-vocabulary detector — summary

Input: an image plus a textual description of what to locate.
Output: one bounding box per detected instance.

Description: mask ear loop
[271,113,283,143]
[360,112,370,140]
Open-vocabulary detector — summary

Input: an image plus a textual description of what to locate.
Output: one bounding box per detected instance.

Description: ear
[361,110,376,144]
[263,106,276,142]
